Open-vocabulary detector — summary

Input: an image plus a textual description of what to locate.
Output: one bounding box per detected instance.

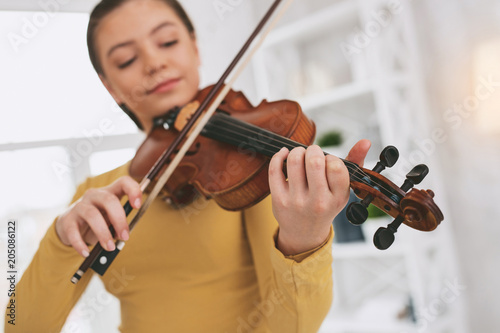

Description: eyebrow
[106,21,175,57]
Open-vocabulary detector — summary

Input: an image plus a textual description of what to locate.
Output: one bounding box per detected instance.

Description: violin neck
[201,112,405,203]
[201,112,357,174]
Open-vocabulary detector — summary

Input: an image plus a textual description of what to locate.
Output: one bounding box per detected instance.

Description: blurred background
[1,0,499,332]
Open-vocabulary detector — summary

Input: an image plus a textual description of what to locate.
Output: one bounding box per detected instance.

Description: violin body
[130,85,316,210]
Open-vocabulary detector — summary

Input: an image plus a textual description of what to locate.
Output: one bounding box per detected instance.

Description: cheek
[175,56,200,91]
[111,70,147,100]
[186,55,201,84]
[176,44,200,77]
[113,79,145,107]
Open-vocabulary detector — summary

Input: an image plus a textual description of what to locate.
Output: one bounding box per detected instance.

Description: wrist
[276,226,331,256]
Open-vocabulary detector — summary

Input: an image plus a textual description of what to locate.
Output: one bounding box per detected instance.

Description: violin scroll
[400,188,443,231]
[346,146,444,249]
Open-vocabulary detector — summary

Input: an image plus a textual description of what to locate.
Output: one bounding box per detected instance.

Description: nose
[142,45,166,76]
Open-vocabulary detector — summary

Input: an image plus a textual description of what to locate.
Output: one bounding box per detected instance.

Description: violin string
[211,114,403,200]
[206,119,400,200]
[203,119,374,190]
[209,114,395,194]
[205,114,367,178]
[202,113,401,199]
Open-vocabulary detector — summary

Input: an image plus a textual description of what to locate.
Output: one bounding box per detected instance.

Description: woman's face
[96,0,200,131]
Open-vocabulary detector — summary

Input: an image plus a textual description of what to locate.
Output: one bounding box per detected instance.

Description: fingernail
[82,250,89,257]
[134,198,141,208]
[107,240,115,251]
[121,230,129,241]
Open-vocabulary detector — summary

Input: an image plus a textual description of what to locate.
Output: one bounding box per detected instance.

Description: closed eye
[162,40,178,47]
[116,41,177,69]
[118,57,136,69]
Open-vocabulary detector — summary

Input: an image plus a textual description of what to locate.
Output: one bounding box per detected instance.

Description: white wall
[413,0,500,331]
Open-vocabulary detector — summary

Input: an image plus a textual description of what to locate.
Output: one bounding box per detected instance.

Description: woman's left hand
[268,139,371,255]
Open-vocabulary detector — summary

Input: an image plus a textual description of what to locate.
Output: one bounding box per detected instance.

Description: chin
[141,84,199,116]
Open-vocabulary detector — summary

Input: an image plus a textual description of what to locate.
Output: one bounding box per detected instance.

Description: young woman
[6,0,370,332]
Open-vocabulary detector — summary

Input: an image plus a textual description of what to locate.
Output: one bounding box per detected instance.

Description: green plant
[316,130,343,147]
[367,204,386,219]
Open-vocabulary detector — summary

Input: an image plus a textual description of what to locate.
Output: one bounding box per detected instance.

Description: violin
[130,84,443,241]
[71,0,442,284]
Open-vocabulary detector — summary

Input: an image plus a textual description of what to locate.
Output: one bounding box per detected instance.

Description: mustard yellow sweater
[5,163,334,332]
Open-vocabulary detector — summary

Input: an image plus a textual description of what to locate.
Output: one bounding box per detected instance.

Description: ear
[99,74,123,104]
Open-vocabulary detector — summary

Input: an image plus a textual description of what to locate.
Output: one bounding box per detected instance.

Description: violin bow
[72,0,294,284]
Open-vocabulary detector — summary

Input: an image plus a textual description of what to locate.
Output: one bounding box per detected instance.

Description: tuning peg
[347,193,375,225]
[372,146,399,173]
[373,216,404,250]
[346,201,369,225]
[401,164,429,192]
[347,146,399,225]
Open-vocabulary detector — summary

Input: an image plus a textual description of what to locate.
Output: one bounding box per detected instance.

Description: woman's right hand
[55,176,143,258]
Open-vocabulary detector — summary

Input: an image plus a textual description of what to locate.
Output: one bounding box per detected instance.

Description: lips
[147,78,181,94]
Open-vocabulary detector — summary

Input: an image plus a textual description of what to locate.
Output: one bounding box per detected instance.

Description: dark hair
[87,0,195,130]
